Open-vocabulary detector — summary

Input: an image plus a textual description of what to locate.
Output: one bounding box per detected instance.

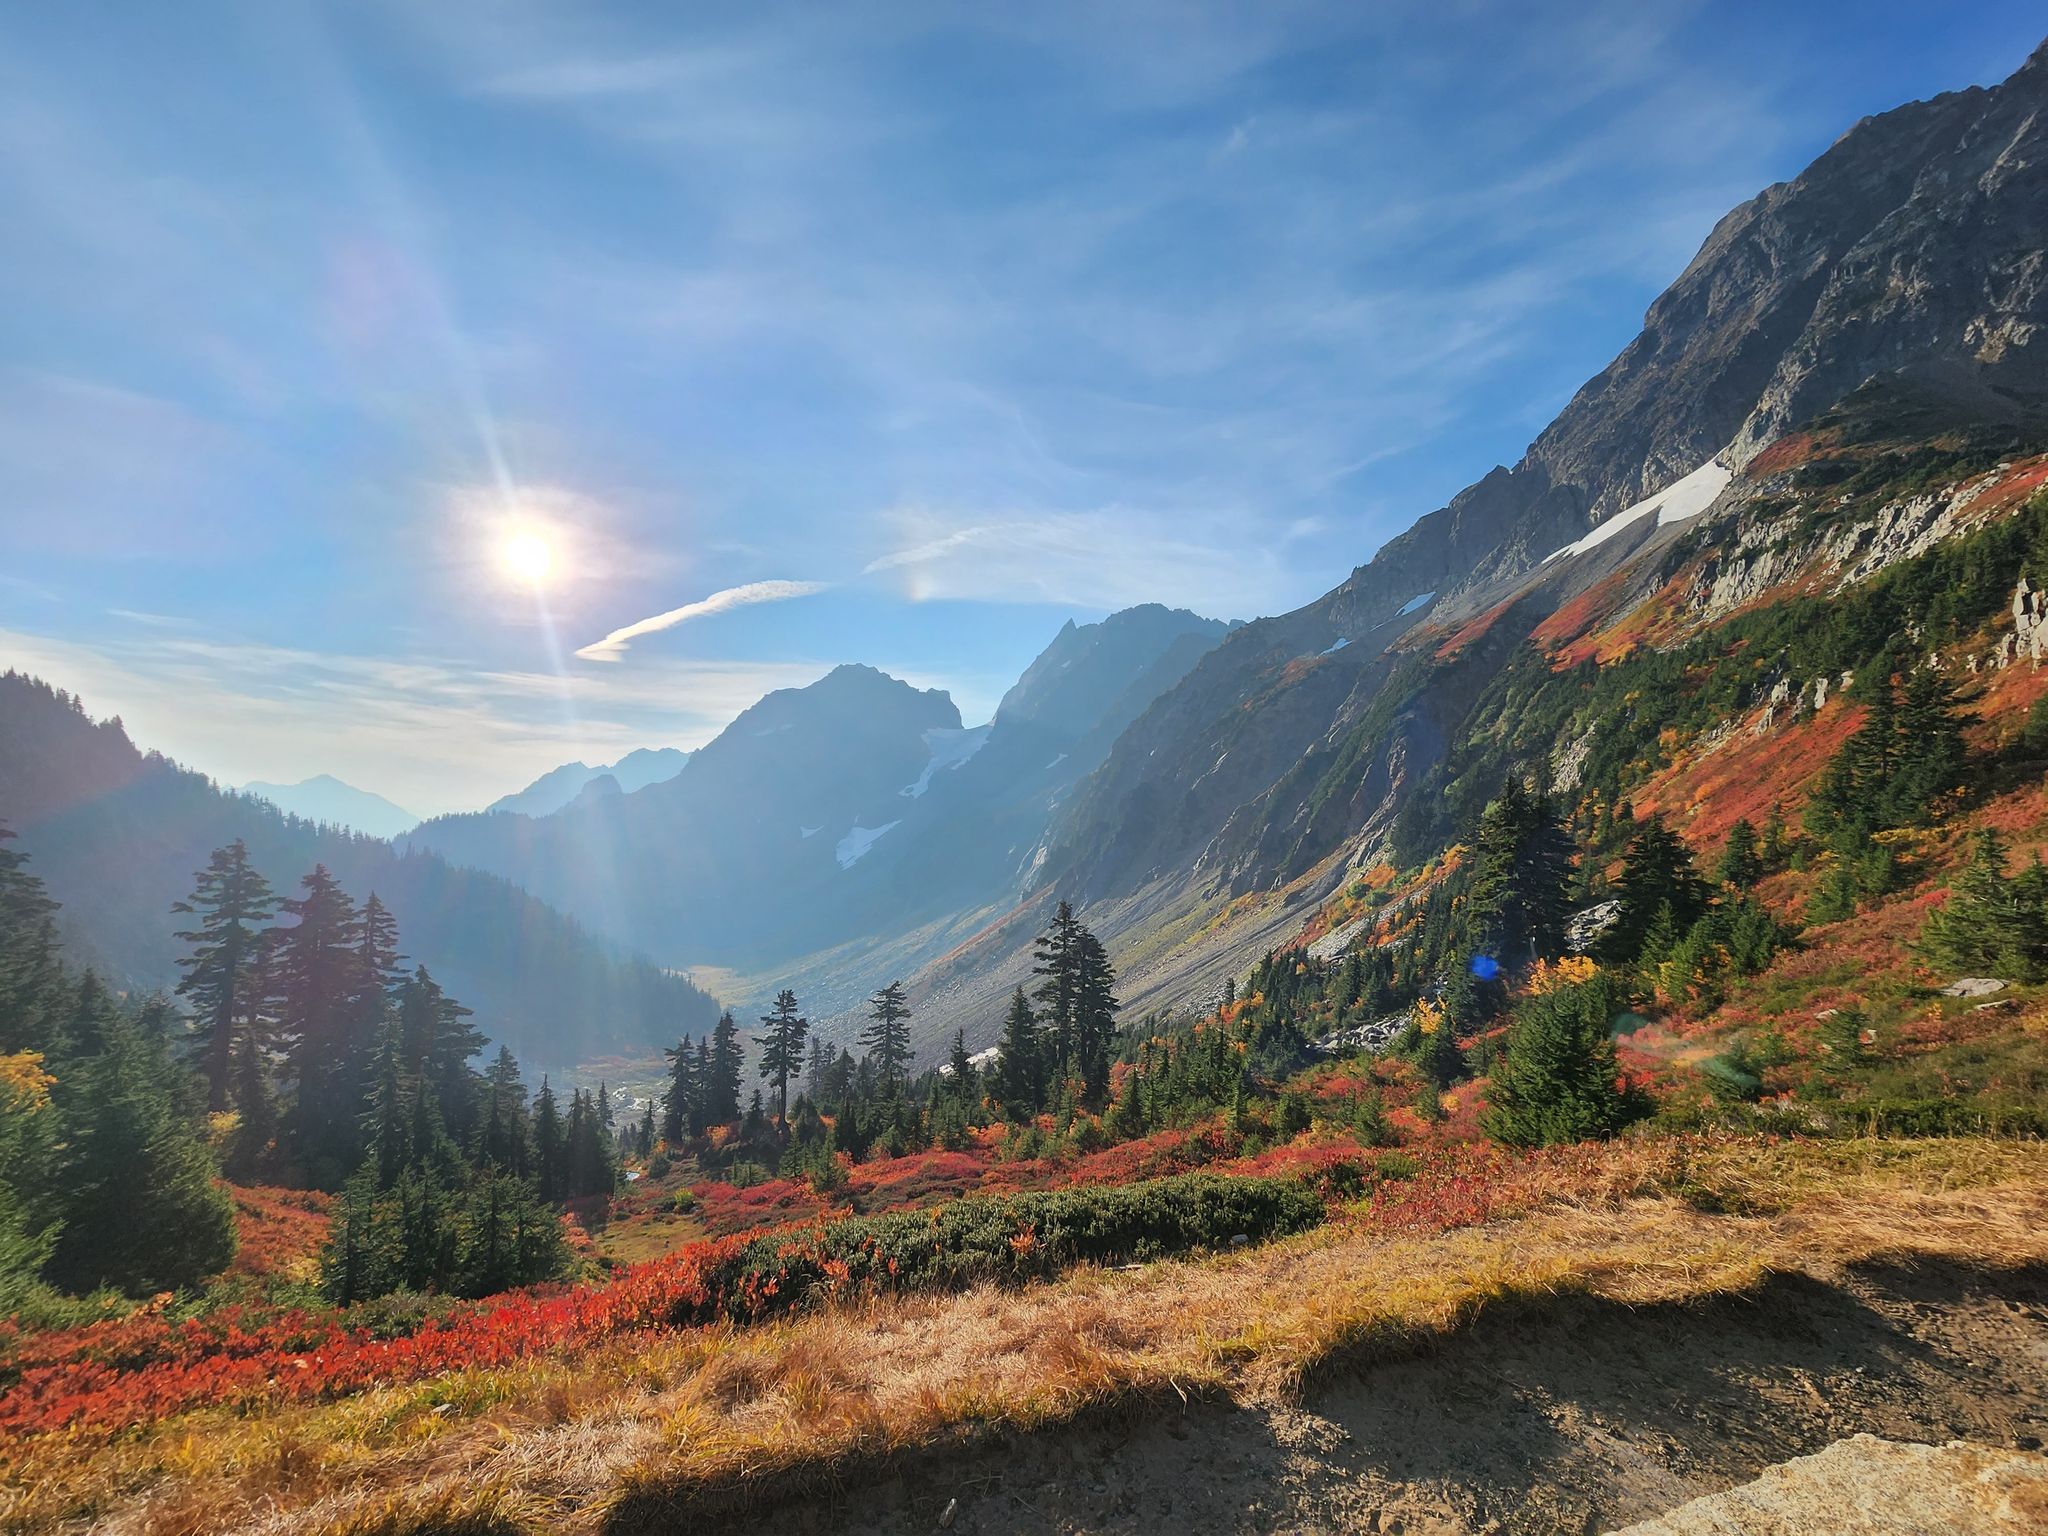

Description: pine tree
[531,1076,565,1203]
[756,989,809,1121]
[46,989,237,1294]
[1467,778,1574,966]
[1031,901,1084,1084]
[1073,931,1119,1108]
[478,1047,529,1174]
[708,1010,744,1124]
[1715,819,1762,889]
[0,824,65,1056]
[946,1028,978,1107]
[660,1033,695,1143]
[275,865,368,1185]
[1921,828,2048,981]
[991,987,1042,1120]
[1482,971,1643,1148]
[171,839,278,1113]
[861,981,913,1093]
[1601,818,1709,965]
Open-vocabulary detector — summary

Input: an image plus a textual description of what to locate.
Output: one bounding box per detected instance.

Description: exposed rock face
[1043,41,2048,919]
[1610,1435,2048,1536]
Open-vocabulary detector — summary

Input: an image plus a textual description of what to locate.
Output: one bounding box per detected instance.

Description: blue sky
[1,2,2040,815]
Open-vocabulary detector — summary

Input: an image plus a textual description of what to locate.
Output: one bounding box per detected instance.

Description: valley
[3,23,2047,1536]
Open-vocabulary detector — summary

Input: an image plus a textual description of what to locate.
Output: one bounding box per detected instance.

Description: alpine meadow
[6,8,2048,1534]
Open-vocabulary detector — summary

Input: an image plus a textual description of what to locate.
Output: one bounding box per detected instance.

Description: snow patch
[1320,636,1351,655]
[1043,752,1068,771]
[835,821,900,868]
[1543,458,1733,564]
[901,722,991,799]
[1397,591,1435,616]
[800,825,823,839]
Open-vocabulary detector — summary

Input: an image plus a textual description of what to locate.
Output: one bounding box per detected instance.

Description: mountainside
[0,672,718,1071]
[239,774,419,839]
[405,608,1227,1009]
[486,747,691,818]
[977,44,2048,1011]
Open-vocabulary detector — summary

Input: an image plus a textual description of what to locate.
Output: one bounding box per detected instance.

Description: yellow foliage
[0,1051,52,1110]
[1525,956,1597,995]
[1412,998,1445,1036]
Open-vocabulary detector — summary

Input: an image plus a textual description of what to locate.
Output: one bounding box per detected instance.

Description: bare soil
[617,1259,2048,1536]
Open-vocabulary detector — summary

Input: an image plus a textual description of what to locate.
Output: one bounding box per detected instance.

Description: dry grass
[12,1136,2047,1536]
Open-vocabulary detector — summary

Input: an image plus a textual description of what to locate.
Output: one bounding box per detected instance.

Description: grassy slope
[10,1137,2042,1534]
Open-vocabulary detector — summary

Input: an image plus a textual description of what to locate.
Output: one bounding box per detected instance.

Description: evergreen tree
[531,1076,565,1203]
[477,1047,530,1175]
[708,1010,744,1124]
[397,966,483,1149]
[660,1033,695,1144]
[947,1027,977,1107]
[171,839,278,1113]
[861,981,913,1093]
[275,865,368,1186]
[1467,779,1574,966]
[1482,971,1644,1148]
[756,989,809,1121]
[1031,901,1085,1084]
[991,987,1043,1119]
[45,988,237,1294]
[0,824,65,1055]
[1601,818,1710,965]
[1073,931,1119,1108]
[1921,829,2048,981]
[1715,819,1762,889]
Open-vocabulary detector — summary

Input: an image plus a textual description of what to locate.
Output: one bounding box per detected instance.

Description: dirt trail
[645,1260,2048,1536]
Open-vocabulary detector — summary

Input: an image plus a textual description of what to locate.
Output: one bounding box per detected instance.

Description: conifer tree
[660,1033,695,1143]
[708,1010,744,1124]
[861,980,913,1093]
[1601,818,1709,965]
[1032,901,1084,1083]
[172,839,278,1113]
[1715,819,1762,889]
[1467,778,1574,966]
[756,989,809,1121]
[275,865,368,1185]
[46,987,236,1294]
[1921,828,2048,981]
[1482,971,1643,1148]
[991,987,1042,1119]
[531,1076,565,1203]
[946,1027,978,1107]
[1073,930,1119,1107]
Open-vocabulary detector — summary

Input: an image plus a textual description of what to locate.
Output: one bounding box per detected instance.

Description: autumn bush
[688,1172,1327,1325]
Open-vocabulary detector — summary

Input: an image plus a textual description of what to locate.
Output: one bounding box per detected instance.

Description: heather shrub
[685,1172,1325,1324]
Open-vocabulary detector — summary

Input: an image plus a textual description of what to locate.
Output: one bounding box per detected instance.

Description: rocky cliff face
[1041,39,2048,914]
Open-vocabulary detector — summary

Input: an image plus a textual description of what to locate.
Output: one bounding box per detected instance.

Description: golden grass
[13,1136,2047,1536]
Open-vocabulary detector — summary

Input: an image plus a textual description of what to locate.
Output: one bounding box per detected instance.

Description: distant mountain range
[240,774,419,839]
[0,672,718,1072]
[487,747,692,818]
[401,605,1229,1004]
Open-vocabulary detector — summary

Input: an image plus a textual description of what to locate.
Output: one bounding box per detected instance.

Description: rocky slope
[1043,40,2048,918]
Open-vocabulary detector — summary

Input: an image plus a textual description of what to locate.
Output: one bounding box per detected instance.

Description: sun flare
[499,531,555,587]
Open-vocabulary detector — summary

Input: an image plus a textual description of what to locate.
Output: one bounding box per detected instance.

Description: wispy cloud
[574,579,828,661]
[862,507,1288,619]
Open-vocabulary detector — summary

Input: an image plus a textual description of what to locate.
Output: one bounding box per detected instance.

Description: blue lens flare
[1469,954,1501,981]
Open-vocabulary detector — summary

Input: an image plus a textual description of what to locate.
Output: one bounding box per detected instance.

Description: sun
[499,531,555,587]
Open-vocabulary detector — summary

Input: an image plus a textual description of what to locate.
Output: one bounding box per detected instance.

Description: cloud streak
[574,579,827,661]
